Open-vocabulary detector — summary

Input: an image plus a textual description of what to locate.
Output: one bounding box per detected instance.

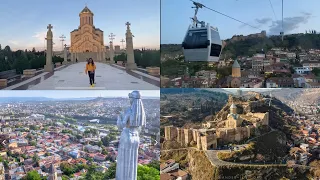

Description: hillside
[160,92,314,179]
[160,89,228,127]
[161,33,320,61]
[271,88,320,105]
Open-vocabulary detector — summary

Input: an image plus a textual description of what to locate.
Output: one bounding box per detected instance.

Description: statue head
[128,91,146,127]
[128,91,141,105]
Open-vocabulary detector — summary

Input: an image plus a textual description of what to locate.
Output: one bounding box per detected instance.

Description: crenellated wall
[164,124,257,150]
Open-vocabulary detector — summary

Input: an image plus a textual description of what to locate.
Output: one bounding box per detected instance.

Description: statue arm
[117,110,130,129]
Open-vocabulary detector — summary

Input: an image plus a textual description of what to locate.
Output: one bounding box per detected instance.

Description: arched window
[89,17,91,24]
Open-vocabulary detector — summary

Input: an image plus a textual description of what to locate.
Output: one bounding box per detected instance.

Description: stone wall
[200,133,217,150]
[164,126,178,141]
[184,129,193,146]
[216,126,254,144]
[164,125,256,149]
[164,126,218,150]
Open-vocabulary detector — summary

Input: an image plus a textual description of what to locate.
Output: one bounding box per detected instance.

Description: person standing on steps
[76,58,78,63]
[85,58,96,87]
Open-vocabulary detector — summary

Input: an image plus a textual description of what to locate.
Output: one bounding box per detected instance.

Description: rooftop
[232,60,240,68]
[80,6,93,15]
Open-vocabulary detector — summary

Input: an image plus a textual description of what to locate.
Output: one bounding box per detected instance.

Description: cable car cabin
[182,24,222,62]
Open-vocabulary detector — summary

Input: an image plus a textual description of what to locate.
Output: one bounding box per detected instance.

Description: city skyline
[0,0,160,51]
[161,0,319,44]
[0,90,160,99]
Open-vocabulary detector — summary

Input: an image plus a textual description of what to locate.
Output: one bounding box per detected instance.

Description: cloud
[268,12,312,35]
[255,18,272,25]
[238,18,271,29]
[32,31,47,42]
[8,40,19,46]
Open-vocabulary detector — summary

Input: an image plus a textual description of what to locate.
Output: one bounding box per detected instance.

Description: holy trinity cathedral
[69,6,107,61]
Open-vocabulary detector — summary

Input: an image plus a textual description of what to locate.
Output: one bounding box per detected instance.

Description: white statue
[116,90,146,180]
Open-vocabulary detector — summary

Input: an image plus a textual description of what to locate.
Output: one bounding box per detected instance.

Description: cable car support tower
[191,1,205,28]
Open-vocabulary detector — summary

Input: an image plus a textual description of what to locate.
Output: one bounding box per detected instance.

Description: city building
[69,6,106,61]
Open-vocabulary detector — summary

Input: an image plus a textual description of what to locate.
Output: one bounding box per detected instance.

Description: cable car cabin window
[209,29,222,57]
[210,29,221,45]
[184,30,208,49]
[210,44,222,57]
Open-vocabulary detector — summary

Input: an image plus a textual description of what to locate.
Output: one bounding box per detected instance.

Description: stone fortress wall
[164,93,270,150]
[229,31,267,43]
[164,125,256,150]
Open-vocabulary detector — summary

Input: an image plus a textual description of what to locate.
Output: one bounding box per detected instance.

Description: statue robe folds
[116,91,146,180]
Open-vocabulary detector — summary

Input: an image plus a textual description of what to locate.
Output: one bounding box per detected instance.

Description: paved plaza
[27,62,158,90]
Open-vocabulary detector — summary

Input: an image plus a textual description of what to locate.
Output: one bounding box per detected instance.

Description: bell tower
[79,6,94,27]
[230,103,237,114]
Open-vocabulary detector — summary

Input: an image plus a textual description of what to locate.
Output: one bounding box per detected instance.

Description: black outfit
[76,58,78,62]
[88,71,95,85]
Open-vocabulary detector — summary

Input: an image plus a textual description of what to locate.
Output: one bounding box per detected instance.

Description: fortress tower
[226,103,243,128]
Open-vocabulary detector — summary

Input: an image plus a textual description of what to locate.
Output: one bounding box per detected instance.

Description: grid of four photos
[0,0,320,180]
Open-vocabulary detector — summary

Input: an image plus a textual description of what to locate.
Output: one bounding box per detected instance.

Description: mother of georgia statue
[116,90,146,180]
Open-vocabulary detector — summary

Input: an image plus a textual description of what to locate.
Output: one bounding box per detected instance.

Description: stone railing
[0,79,7,87]
[23,69,37,78]
[55,62,62,67]
[146,67,160,76]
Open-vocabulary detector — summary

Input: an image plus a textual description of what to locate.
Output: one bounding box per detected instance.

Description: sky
[161,0,320,44]
[0,0,160,51]
[0,90,160,98]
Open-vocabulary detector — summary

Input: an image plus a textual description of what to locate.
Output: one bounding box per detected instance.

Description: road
[162,147,312,169]
[29,62,158,90]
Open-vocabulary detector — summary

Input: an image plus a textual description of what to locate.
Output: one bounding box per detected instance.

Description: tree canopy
[0,45,64,73]
[113,49,160,68]
[22,170,41,180]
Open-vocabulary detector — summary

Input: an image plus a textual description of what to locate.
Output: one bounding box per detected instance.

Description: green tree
[147,160,160,170]
[30,141,37,146]
[23,170,41,180]
[60,162,75,176]
[101,148,108,155]
[114,53,127,63]
[33,154,40,164]
[97,141,103,147]
[14,51,30,74]
[312,68,320,76]
[104,163,116,179]
[137,165,160,180]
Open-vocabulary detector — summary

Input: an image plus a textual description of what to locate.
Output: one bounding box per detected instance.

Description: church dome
[232,60,240,68]
[80,6,93,14]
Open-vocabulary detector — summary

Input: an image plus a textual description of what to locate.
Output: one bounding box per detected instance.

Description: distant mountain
[270,88,320,105]
[0,96,159,103]
[161,88,232,95]
[0,97,53,103]
[160,88,200,94]
[203,88,231,94]
[161,33,320,61]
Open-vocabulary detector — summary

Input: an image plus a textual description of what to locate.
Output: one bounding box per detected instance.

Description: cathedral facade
[70,6,107,61]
